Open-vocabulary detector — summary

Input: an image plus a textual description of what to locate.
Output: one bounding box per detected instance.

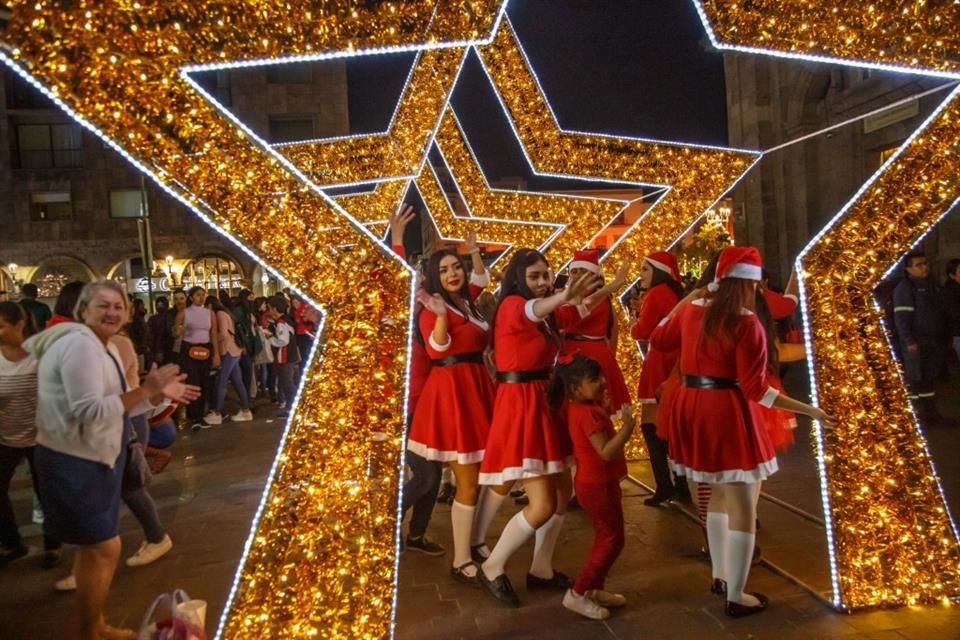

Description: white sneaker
[203,411,223,425]
[231,409,254,422]
[587,589,627,608]
[55,573,77,592]
[126,534,173,567]
[562,589,609,620]
[277,401,286,410]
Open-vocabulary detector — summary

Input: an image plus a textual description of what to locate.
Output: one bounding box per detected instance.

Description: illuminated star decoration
[695,0,960,609]
[0,2,507,638]
[472,17,761,458]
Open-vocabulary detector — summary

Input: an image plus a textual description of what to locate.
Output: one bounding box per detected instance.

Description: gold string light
[0,2,504,637]
[697,0,960,608]
[474,19,760,459]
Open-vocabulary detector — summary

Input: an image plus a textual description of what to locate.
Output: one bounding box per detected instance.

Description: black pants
[0,444,60,551]
[295,334,312,379]
[901,341,946,398]
[181,344,212,421]
[401,449,442,538]
[640,423,675,495]
[275,362,297,405]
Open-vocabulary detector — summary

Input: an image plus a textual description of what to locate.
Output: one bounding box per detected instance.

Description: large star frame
[696,0,960,609]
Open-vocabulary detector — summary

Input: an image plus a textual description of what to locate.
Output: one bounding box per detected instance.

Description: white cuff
[785,294,798,304]
[524,298,545,323]
[428,333,451,352]
[470,270,490,288]
[758,386,779,408]
[576,304,590,319]
[657,317,669,327]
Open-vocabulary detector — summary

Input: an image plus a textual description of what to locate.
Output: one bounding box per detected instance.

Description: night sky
[346,0,728,185]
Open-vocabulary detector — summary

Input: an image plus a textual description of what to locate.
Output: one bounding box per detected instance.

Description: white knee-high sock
[529,513,565,579]
[472,488,507,548]
[450,501,476,569]
[705,511,729,581]
[725,530,760,606]
[482,511,535,579]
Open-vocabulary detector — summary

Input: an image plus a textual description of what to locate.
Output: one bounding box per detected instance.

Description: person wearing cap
[556,250,632,416]
[630,251,686,506]
[650,246,835,618]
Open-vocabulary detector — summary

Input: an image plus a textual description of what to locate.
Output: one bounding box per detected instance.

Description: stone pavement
[2,362,959,639]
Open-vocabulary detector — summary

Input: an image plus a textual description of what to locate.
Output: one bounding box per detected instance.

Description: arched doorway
[181,254,248,296]
[30,255,95,301]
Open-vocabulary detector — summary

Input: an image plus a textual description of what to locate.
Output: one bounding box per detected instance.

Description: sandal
[450,561,480,586]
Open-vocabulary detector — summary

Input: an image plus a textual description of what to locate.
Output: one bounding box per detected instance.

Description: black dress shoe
[643,489,675,506]
[470,544,489,565]
[478,569,520,607]
[725,593,769,618]
[710,578,726,596]
[450,562,480,587]
[526,570,572,591]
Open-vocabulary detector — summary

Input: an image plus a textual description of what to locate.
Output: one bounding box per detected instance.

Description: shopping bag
[138,589,208,640]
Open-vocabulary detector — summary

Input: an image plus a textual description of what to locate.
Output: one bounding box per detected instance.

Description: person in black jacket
[893,252,954,427]
[943,258,960,363]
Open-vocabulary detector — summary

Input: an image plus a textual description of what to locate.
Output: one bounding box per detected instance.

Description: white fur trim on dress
[524,298,546,323]
[407,440,485,465]
[669,457,778,484]
[569,260,602,275]
[722,263,762,281]
[759,386,780,408]
[478,456,574,485]
[428,333,451,352]
[784,293,798,304]
[470,270,491,288]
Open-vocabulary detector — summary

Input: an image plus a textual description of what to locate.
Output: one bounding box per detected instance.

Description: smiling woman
[22,280,200,640]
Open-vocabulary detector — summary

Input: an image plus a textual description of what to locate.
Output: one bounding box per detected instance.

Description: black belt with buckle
[431,352,485,367]
[496,369,550,383]
[682,375,739,390]
[565,334,605,342]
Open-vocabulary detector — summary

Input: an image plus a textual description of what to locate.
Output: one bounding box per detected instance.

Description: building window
[268,116,315,143]
[109,189,146,218]
[266,64,312,84]
[30,191,72,221]
[17,123,82,168]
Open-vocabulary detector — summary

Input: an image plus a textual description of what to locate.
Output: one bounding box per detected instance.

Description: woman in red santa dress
[405,226,496,582]
[630,251,686,505]
[474,248,625,606]
[650,246,835,618]
[556,250,631,416]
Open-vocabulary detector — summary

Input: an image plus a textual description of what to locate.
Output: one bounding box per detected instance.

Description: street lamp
[7,263,20,294]
[164,255,176,285]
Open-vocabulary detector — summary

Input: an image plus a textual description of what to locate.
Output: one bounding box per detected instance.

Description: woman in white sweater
[25,280,199,640]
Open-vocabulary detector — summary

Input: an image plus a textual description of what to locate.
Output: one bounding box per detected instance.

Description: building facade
[0,61,348,304]
[724,53,959,284]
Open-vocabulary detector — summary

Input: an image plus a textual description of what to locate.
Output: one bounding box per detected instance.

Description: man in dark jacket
[893,252,954,426]
[18,283,51,330]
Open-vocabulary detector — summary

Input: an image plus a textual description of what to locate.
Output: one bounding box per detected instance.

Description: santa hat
[645,251,680,282]
[709,246,763,291]
[570,250,602,275]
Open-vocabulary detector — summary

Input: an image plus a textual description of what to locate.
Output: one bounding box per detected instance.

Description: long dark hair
[702,278,757,339]
[0,301,37,339]
[648,262,686,301]
[754,291,779,372]
[422,250,480,319]
[491,249,557,347]
[547,354,603,414]
[54,281,85,318]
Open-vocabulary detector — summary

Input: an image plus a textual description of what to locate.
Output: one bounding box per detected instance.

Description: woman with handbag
[24,280,199,640]
[182,286,221,430]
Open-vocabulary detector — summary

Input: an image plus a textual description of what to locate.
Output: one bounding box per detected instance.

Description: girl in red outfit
[557,250,631,415]
[549,354,635,620]
[406,227,495,581]
[650,246,834,618]
[475,249,606,607]
[630,251,685,505]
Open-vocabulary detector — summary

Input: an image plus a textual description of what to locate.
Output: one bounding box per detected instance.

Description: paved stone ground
[2,360,959,639]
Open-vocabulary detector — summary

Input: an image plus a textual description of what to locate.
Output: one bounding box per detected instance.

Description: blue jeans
[123,414,166,544]
[214,353,250,413]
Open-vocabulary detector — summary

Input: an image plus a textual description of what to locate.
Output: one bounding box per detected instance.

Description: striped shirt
[0,351,39,448]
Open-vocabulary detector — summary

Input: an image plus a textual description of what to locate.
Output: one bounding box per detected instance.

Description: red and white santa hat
[709,246,763,290]
[570,249,602,275]
[645,251,680,282]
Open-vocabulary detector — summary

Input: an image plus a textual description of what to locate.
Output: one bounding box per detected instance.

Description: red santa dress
[479,295,571,484]
[631,283,681,404]
[759,288,799,451]
[557,299,631,413]
[407,273,495,464]
[649,299,779,483]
